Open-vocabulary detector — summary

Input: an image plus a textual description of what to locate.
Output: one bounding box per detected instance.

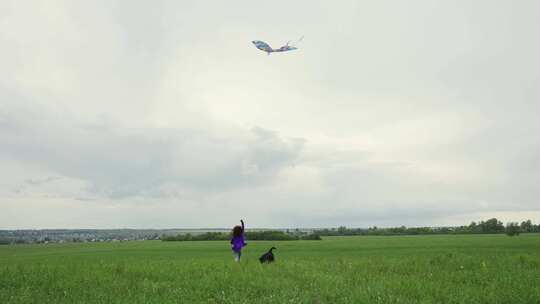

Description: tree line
[3,218,537,244]
[161,218,538,242]
[314,218,539,237]
[161,230,322,242]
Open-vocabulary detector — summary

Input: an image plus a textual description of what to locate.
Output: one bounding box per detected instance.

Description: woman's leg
[233,251,241,262]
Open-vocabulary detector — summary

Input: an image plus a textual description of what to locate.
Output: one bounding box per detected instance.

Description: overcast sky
[1,1,539,229]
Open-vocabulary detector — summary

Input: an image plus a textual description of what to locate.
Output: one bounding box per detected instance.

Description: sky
[1,1,540,229]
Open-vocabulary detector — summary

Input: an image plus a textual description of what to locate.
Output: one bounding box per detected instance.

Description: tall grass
[1,234,539,303]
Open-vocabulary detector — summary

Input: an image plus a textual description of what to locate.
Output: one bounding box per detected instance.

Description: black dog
[259,247,277,264]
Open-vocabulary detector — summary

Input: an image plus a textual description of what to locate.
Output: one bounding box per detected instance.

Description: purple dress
[231,235,246,252]
[230,222,246,252]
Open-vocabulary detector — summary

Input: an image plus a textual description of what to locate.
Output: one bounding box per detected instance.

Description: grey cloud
[0,103,303,199]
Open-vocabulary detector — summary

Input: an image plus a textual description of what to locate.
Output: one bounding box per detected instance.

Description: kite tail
[290,35,304,47]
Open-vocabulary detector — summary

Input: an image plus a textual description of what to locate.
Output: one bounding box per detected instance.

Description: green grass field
[1,234,539,303]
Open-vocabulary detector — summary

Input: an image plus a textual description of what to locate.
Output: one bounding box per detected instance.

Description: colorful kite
[252,36,304,55]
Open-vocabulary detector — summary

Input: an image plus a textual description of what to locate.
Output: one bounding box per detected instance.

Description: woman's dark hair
[232,225,243,237]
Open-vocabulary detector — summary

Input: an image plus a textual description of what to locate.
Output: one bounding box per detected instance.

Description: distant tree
[480,218,505,233]
[520,220,533,233]
[245,231,298,241]
[506,222,521,236]
[437,227,451,234]
[300,233,322,240]
[337,226,347,235]
[468,221,479,233]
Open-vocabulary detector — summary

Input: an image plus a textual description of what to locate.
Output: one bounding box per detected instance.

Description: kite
[252,36,304,55]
